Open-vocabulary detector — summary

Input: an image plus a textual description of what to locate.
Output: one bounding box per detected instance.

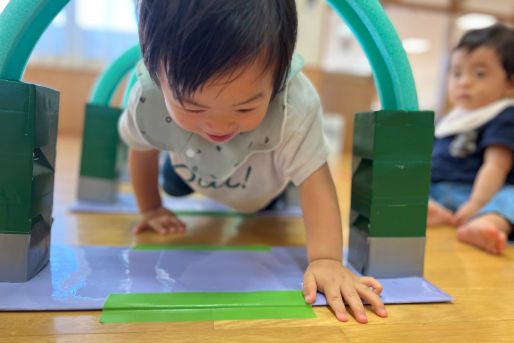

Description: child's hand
[455,201,482,226]
[303,259,387,323]
[134,206,186,235]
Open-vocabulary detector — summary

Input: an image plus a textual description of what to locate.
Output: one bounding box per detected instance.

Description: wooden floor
[2,135,514,343]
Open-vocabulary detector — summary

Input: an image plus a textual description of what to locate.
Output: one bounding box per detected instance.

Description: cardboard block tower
[0,0,65,281]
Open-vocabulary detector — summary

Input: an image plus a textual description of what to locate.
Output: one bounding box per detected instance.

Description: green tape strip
[100,290,315,323]
[133,244,271,251]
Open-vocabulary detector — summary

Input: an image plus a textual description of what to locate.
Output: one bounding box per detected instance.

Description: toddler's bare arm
[129,148,185,234]
[455,145,514,224]
[299,163,386,323]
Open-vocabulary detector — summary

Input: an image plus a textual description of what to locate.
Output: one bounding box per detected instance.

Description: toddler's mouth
[205,132,234,142]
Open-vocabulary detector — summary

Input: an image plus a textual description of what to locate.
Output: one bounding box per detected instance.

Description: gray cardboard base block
[348,226,425,278]
[0,219,51,282]
[77,176,118,203]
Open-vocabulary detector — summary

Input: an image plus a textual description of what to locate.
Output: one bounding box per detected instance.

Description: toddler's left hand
[303,259,387,323]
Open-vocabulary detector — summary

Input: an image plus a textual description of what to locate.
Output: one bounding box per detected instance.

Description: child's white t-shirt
[119,56,329,213]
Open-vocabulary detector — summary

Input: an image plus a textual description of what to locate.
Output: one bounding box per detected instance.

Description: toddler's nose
[458,74,471,86]
[206,115,237,134]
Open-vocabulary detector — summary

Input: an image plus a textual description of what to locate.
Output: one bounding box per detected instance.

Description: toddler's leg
[161,154,193,196]
[456,214,511,254]
[427,200,455,227]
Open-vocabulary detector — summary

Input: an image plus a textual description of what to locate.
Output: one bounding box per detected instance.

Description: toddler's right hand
[133,206,186,235]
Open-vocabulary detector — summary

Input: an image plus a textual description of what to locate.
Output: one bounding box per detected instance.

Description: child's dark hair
[137,0,297,102]
[455,23,514,80]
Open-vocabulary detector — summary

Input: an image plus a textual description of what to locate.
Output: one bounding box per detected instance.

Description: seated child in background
[118,0,387,323]
[427,24,514,254]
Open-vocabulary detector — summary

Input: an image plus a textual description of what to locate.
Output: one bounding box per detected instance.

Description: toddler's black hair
[137,0,298,102]
[455,23,514,80]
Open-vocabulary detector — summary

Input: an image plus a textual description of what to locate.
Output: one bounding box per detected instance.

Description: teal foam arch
[89,44,141,106]
[0,0,418,110]
[122,68,138,107]
[0,0,70,81]
[326,0,418,110]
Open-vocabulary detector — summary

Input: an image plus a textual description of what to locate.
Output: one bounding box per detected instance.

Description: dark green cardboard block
[79,103,123,180]
[0,80,58,234]
[353,110,434,161]
[0,79,59,282]
[352,159,431,212]
[77,103,124,202]
[351,200,427,237]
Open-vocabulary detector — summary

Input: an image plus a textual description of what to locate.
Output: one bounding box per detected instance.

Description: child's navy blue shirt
[431,106,514,185]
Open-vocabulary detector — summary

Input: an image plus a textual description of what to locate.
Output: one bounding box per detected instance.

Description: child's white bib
[435,98,514,138]
[132,55,304,181]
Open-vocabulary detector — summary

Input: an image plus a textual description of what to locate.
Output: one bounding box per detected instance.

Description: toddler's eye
[184,108,205,114]
[475,71,486,78]
[237,108,255,113]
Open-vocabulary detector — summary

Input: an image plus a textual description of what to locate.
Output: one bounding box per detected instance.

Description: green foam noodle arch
[0,0,70,81]
[89,44,141,106]
[326,0,418,110]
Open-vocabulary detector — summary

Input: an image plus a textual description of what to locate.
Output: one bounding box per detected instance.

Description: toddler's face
[448,46,514,110]
[159,57,274,143]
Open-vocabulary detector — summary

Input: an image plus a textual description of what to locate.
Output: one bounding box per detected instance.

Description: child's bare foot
[427,201,455,227]
[456,214,510,254]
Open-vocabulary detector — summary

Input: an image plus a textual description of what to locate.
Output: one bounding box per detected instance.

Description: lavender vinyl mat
[0,245,452,311]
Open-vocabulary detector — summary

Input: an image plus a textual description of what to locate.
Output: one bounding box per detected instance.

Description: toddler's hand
[455,201,482,226]
[303,259,387,323]
[134,206,186,235]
